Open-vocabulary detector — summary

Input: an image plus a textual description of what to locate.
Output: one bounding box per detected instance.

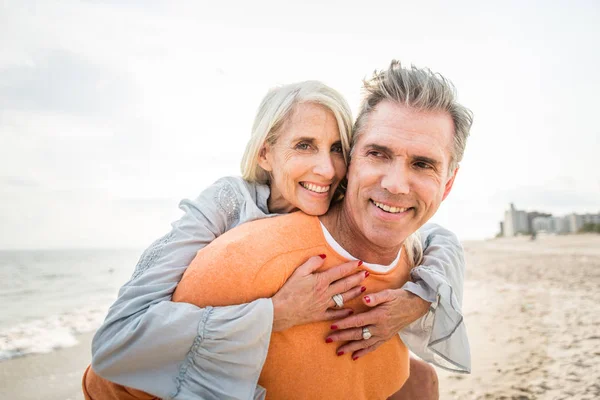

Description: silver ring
[362,326,372,340]
[332,294,344,308]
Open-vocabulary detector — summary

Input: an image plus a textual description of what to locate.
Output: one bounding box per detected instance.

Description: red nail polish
[326,338,333,343]
[364,296,371,303]
[319,254,327,259]
[337,351,344,356]
[357,260,363,266]
[353,356,359,361]
[361,286,367,293]
[331,324,338,330]
[364,271,369,278]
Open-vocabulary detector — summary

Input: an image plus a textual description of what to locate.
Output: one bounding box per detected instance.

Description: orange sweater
[83,211,411,399]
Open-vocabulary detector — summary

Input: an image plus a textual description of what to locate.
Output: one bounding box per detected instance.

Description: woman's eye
[295,142,311,151]
[331,144,343,154]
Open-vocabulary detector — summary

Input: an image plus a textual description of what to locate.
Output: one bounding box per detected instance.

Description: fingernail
[364,271,369,278]
[348,310,354,315]
[337,351,344,356]
[326,338,333,343]
[364,296,371,303]
[331,324,338,330]
[361,286,367,293]
[319,254,327,259]
[357,260,363,266]
[353,356,359,361]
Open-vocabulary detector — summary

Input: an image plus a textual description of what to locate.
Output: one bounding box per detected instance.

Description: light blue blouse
[91,176,470,400]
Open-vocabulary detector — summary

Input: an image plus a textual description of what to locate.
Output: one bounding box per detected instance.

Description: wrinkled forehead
[356,102,455,164]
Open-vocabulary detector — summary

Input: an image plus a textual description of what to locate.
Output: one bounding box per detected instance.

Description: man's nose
[313,151,336,180]
[381,162,410,195]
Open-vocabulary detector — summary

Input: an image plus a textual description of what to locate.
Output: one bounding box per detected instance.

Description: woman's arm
[400,223,471,373]
[91,177,274,399]
[90,176,366,399]
[326,223,470,373]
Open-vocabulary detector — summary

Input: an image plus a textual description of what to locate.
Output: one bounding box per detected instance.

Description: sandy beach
[1,234,599,399]
[438,234,600,399]
[0,332,92,400]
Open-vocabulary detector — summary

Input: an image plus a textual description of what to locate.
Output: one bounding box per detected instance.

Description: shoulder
[418,223,460,247]
[177,212,325,303]
[204,212,322,261]
[212,176,269,200]
[214,176,271,221]
[192,176,269,227]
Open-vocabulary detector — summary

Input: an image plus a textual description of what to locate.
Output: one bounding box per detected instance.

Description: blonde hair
[353,60,473,172]
[241,81,353,183]
[404,231,423,269]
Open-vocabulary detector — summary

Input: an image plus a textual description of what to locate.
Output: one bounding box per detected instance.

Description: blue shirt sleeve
[91,177,272,399]
[400,223,471,373]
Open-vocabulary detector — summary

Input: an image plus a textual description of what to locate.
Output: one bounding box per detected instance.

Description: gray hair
[353,60,473,172]
[241,81,353,183]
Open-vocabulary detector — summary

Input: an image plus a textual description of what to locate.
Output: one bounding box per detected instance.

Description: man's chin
[366,227,412,251]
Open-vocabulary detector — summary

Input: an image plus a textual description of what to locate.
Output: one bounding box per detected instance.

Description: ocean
[0,248,141,361]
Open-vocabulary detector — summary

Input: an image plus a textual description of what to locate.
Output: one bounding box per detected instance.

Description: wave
[0,306,109,361]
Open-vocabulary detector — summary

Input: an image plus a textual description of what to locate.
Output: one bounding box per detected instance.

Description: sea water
[0,248,141,361]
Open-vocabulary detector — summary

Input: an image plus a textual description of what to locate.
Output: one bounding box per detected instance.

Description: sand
[1,234,599,399]
[438,234,600,399]
[0,332,92,400]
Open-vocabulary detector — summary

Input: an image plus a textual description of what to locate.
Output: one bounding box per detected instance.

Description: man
[322,62,473,398]
[85,61,472,399]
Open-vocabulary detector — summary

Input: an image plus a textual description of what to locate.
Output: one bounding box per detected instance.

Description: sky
[1,0,599,249]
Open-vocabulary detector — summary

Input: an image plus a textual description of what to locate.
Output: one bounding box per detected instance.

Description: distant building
[527,211,552,233]
[552,216,571,234]
[504,203,530,236]
[568,213,584,233]
[505,204,600,236]
[583,213,600,225]
[532,216,553,233]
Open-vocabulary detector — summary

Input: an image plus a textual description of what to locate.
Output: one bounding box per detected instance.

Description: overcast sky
[1,0,599,249]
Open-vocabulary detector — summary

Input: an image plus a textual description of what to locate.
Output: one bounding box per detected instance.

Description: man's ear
[257,144,273,172]
[442,165,459,201]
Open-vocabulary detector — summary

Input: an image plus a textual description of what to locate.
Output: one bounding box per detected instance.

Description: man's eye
[414,161,432,169]
[367,151,383,158]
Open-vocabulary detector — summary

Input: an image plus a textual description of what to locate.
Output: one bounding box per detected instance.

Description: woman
[85,80,466,399]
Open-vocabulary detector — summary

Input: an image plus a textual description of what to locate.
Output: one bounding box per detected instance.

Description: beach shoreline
[0,332,92,400]
[1,235,599,399]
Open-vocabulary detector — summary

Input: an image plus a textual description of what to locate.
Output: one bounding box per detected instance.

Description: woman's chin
[294,185,338,215]
[296,200,330,216]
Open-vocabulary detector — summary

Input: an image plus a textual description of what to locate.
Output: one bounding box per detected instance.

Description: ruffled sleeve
[90,177,274,399]
[175,300,273,400]
[400,223,471,373]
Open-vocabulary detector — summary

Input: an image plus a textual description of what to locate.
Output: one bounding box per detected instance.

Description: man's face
[345,101,458,250]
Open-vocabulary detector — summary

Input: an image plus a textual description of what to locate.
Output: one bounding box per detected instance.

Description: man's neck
[319,201,403,265]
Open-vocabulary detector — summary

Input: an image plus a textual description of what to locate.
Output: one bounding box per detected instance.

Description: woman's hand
[271,255,367,332]
[324,289,431,359]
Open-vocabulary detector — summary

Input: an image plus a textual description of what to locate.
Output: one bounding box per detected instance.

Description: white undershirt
[319,221,402,273]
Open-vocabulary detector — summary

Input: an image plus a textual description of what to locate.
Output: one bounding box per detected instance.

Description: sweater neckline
[318,221,402,274]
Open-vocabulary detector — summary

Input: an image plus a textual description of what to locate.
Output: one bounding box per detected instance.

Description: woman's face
[259,102,347,215]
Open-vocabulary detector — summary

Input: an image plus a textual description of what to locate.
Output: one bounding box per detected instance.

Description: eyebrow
[293,136,342,145]
[363,143,441,166]
[413,155,441,167]
[294,136,317,144]
[363,143,393,154]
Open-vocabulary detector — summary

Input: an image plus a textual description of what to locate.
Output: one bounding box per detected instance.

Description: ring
[332,294,344,308]
[362,327,372,340]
